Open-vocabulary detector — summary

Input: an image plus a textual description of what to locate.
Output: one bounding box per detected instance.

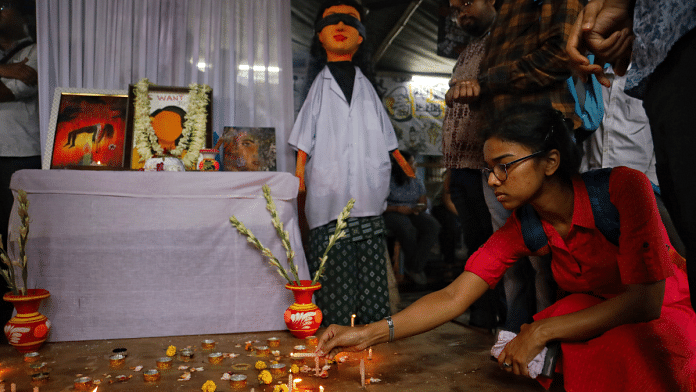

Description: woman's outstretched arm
[315,271,490,358]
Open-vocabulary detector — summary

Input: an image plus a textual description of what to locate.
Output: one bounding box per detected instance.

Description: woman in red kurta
[314,104,696,391]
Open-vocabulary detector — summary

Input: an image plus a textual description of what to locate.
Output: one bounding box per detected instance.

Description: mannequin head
[303,0,377,103]
[316,3,365,62]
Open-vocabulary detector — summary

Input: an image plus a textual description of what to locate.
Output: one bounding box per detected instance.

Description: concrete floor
[0,319,564,392]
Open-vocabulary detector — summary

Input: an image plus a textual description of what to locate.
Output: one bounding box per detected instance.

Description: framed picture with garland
[125,82,213,170]
[44,88,130,170]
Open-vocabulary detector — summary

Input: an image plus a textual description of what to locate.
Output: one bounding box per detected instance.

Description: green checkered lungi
[308,215,391,327]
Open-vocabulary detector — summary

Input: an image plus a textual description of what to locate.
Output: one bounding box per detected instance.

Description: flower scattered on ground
[255,360,267,370]
[201,380,216,392]
[258,370,272,384]
[273,384,289,392]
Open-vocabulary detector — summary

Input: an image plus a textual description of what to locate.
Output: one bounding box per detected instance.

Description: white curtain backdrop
[36,0,295,172]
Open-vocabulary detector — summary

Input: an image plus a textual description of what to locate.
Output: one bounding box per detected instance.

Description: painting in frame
[125,84,213,170]
[215,126,276,172]
[45,88,129,170]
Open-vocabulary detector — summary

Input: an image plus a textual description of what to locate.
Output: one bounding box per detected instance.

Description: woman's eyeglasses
[482,150,546,182]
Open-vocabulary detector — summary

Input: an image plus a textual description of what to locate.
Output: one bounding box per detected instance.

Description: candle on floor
[360,359,365,388]
[10,383,16,392]
[290,352,318,358]
[33,387,38,392]
[351,314,356,327]
[288,374,292,392]
[368,347,372,360]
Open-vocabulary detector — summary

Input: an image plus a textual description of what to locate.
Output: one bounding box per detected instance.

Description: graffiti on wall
[377,75,449,156]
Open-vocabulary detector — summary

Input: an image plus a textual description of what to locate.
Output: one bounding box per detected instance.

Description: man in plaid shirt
[449,0,582,128]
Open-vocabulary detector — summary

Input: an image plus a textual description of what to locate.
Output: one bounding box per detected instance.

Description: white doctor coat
[289,65,398,230]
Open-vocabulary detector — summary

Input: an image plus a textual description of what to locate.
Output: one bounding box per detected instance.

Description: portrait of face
[216,127,276,172]
[317,5,364,62]
[222,131,260,171]
[150,106,186,151]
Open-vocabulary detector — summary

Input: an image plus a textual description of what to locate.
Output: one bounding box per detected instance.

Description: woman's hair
[480,104,582,183]
[391,150,413,186]
[302,0,377,101]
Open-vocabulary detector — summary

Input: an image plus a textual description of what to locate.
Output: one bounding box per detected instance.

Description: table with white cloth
[7,169,310,342]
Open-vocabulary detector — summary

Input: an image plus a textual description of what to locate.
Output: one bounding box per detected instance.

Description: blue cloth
[625,0,696,98]
[566,55,604,133]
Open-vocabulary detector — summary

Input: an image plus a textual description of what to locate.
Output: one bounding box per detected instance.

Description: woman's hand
[315,324,373,359]
[496,321,549,378]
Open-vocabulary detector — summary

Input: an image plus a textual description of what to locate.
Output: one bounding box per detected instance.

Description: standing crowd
[294,0,696,391]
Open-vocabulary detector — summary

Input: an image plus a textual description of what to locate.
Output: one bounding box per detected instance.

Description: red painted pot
[3,288,51,353]
[283,280,322,338]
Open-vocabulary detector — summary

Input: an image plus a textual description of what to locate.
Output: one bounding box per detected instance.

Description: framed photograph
[125,84,213,170]
[44,88,129,169]
[215,127,276,171]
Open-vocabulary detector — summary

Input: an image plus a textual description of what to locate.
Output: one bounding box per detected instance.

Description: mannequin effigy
[289,0,413,326]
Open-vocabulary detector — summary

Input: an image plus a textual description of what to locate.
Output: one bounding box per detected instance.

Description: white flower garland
[133,78,211,168]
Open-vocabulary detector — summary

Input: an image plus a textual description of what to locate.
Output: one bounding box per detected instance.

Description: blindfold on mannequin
[314,13,367,39]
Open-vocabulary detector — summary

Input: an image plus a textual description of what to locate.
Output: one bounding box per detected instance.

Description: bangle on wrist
[385,316,394,342]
